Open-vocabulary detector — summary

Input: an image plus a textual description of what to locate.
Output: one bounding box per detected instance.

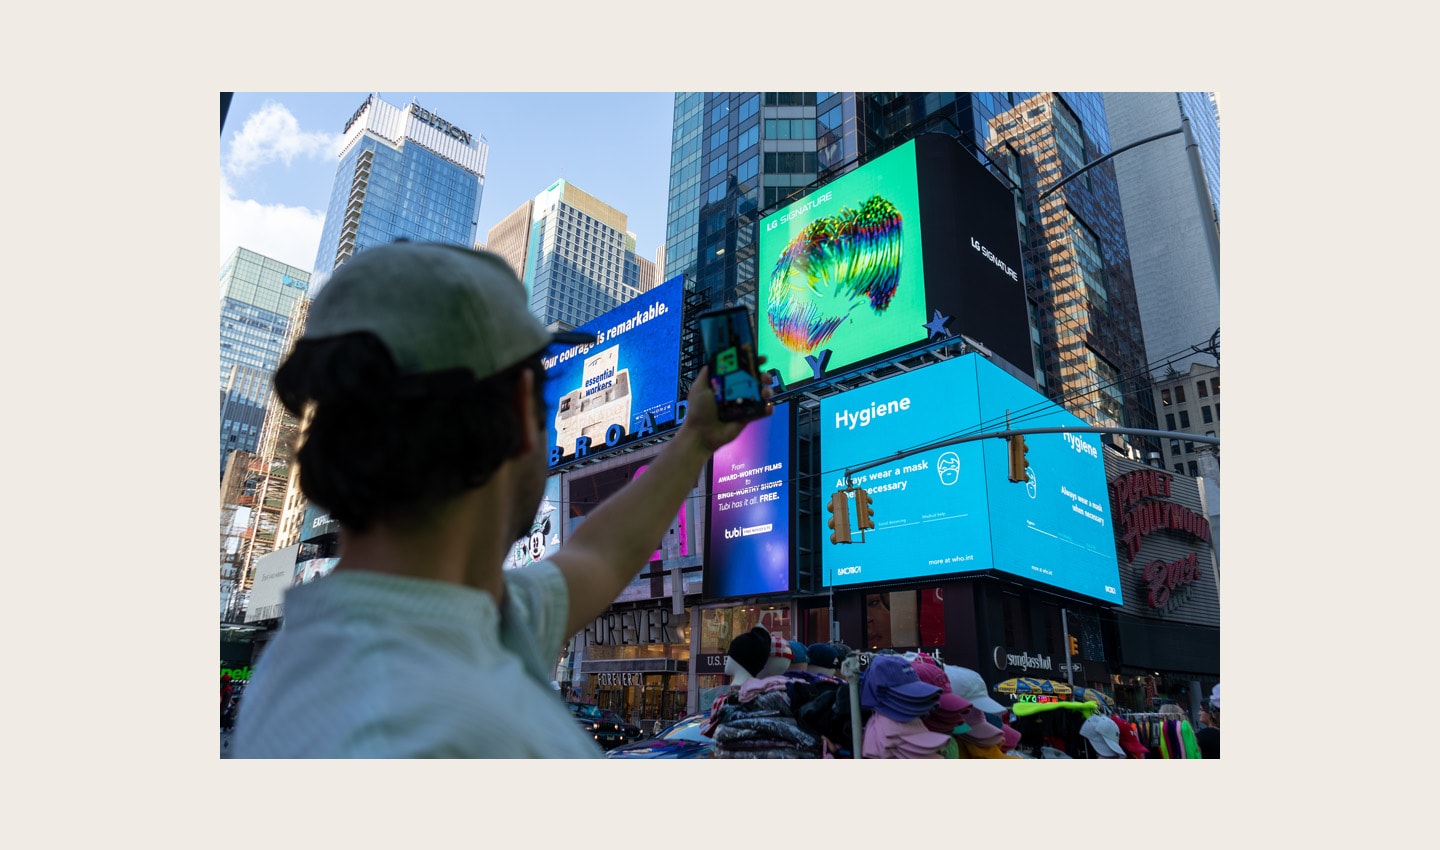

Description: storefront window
[864,588,945,651]
[698,604,793,655]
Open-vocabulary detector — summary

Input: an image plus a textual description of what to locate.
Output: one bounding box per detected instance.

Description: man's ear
[511,367,541,457]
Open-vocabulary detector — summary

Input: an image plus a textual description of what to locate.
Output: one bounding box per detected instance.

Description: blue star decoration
[923,310,952,340]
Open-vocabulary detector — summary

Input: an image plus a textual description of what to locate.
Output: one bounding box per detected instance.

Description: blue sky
[220,92,676,273]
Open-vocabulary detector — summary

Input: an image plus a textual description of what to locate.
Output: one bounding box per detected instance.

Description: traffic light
[826,491,852,545]
[1007,434,1030,483]
[1068,634,1080,657]
[853,487,875,531]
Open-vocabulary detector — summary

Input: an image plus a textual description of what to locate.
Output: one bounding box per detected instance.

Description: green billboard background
[757,140,928,385]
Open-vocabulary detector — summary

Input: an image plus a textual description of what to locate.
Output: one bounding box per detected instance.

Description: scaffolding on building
[219,296,311,623]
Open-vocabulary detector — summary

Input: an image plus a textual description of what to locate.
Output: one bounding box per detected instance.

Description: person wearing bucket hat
[232,241,772,759]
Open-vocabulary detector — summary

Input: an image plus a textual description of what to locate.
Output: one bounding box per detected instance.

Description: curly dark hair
[272,331,547,532]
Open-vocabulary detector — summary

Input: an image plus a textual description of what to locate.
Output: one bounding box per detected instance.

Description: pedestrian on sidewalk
[221,674,234,731]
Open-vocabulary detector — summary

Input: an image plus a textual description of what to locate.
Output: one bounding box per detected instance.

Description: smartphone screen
[697,306,769,422]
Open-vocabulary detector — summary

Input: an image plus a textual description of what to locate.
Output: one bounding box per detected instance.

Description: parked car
[568,702,641,750]
[605,713,715,759]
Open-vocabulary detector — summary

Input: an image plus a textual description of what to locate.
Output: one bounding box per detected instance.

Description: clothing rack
[1115,712,1184,752]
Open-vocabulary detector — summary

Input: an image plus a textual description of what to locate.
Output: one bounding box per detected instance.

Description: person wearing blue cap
[231,242,772,758]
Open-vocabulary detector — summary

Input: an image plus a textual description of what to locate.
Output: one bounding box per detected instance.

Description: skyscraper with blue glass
[311,94,489,289]
[1102,91,1221,377]
[219,247,310,478]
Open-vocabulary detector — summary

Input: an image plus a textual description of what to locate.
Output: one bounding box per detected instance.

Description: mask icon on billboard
[766,195,902,355]
[937,451,961,486]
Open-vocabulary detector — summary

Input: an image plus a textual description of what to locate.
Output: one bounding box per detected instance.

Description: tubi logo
[723,527,743,539]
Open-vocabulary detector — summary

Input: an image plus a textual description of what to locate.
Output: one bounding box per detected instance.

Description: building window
[709,125,729,151]
[1174,464,1184,474]
[1179,410,1191,428]
[1197,380,1209,398]
[1201,406,1213,424]
[1170,439,1182,457]
[1068,212,1108,312]
[1187,461,1199,476]
[1161,389,1172,406]
[1184,441,1195,454]
[1165,413,1176,430]
[1210,377,1220,396]
[1175,386,1187,404]
[737,125,760,153]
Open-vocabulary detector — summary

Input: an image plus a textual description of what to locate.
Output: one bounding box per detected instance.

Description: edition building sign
[408,103,474,145]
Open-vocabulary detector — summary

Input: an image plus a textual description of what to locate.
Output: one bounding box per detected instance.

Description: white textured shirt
[231,562,603,758]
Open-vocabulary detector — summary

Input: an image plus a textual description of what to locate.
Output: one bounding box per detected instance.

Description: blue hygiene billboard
[819,355,1121,604]
[543,275,685,466]
[703,402,793,599]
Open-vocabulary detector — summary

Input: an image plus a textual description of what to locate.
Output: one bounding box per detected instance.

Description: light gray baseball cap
[302,241,594,379]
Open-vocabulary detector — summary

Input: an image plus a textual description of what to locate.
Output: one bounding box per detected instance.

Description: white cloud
[224,101,342,177]
[220,172,325,272]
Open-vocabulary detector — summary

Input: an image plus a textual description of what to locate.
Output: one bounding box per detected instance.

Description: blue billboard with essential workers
[542,275,685,467]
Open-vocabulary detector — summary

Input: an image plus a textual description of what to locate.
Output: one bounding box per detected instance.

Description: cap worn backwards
[303,241,594,381]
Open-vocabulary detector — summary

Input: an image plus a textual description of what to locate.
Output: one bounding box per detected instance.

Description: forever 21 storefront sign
[595,672,646,687]
[584,608,682,647]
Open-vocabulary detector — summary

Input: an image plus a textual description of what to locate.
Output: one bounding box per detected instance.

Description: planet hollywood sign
[1109,468,1211,612]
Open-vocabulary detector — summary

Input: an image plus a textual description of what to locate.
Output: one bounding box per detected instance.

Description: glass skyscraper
[663,91,1159,453]
[218,247,310,479]
[487,179,646,329]
[311,94,489,288]
[1103,91,1221,377]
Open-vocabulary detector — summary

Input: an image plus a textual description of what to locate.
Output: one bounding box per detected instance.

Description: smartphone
[697,305,769,422]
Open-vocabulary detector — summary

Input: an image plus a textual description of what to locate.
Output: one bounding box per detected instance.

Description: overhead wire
[556,330,1218,510]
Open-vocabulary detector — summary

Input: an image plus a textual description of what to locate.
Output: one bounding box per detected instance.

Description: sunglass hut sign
[1109,469,1211,612]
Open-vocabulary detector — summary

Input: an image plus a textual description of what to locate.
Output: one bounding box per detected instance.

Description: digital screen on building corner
[819,355,1121,604]
[703,402,793,599]
[757,141,928,386]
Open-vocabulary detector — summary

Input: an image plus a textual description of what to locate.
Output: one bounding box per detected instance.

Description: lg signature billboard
[758,135,1030,388]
